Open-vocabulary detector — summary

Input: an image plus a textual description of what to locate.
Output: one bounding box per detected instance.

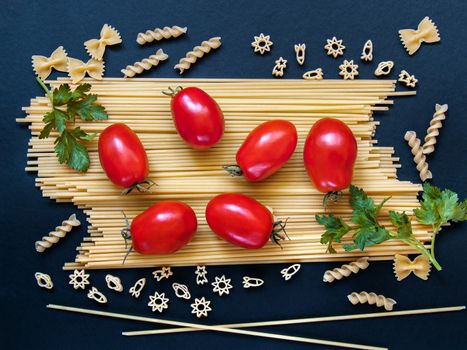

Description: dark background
[1,0,466,349]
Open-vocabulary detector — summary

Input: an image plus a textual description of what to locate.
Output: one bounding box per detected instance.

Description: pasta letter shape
[404,131,432,181]
[84,24,122,61]
[121,49,168,78]
[399,16,440,55]
[347,291,397,311]
[137,25,187,45]
[423,104,448,155]
[68,58,105,84]
[393,254,431,281]
[32,46,68,80]
[323,257,369,282]
[35,214,81,253]
[174,37,222,74]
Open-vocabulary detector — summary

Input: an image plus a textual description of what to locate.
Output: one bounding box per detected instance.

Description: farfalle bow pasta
[68,58,105,83]
[84,24,122,61]
[399,16,440,55]
[393,254,431,281]
[32,46,68,80]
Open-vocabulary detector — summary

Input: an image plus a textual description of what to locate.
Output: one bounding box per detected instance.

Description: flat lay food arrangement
[3,2,467,349]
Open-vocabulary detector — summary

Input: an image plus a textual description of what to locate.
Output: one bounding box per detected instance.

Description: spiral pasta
[137,25,187,45]
[174,37,222,74]
[347,291,397,311]
[423,104,448,155]
[35,214,81,253]
[121,49,168,78]
[404,131,432,181]
[323,257,369,283]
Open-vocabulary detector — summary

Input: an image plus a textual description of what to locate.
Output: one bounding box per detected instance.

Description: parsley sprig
[316,183,466,271]
[36,77,108,172]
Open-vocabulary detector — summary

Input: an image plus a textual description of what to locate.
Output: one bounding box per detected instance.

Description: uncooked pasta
[17,77,432,271]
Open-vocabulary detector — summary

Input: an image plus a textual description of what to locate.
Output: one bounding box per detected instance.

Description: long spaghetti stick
[47,304,386,350]
[123,306,465,336]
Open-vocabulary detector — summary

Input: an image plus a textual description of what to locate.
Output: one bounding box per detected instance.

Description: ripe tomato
[98,123,152,193]
[225,120,298,181]
[126,201,197,255]
[206,193,285,249]
[303,118,357,193]
[166,86,224,149]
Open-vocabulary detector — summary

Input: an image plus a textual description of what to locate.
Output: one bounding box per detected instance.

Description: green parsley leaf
[316,214,350,253]
[344,226,391,251]
[71,126,96,141]
[70,83,91,100]
[54,130,90,172]
[389,211,413,239]
[68,94,108,122]
[52,84,72,106]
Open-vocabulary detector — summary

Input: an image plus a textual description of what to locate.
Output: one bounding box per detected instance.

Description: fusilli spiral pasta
[323,257,369,283]
[137,25,187,45]
[404,131,432,181]
[121,49,168,78]
[35,214,81,252]
[347,291,397,311]
[423,104,448,155]
[174,37,222,74]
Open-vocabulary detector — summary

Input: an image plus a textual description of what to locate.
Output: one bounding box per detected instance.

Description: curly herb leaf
[36,77,108,172]
[316,214,350,253]
[389,211,413,239]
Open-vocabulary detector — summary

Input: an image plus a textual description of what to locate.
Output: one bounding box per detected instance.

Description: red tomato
[129,201,197,254]
[228,120,298,181]
[206,193,274,249]
[303,118,357,193]
[167,86,224,149]
[98,123,151,192]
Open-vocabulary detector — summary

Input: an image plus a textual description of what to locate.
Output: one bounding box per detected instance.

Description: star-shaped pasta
[272,57,287,77]
[324,37,345,58]
[398,70,418,88]
[69,269,90,290]
[152,266,173,281]
[148,291,169,313]
[211,275,233,296]
[191,297,212,318]
[339,60,359,80]
[251,33,273,55]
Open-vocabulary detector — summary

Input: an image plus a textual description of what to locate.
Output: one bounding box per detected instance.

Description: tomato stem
[121,179,156,195]
[323,191,342,207]
[162,86,184,97]
[270,218,290,248]
[223,165,243,177]
[120,212,133,264]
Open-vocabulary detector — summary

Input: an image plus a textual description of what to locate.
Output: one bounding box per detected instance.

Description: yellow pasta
[423,104,448,155]
[323,257,369,282]
[404,131,432,181]
[347,291,396,311]
[35,214,81,253]
[174,37,222,74]
[399,16,440,55]
[136,25,187,45]
[84,24,122,61]
[393,254,431,281]
[121,49,168,78]
[32,46,68,80]
[68,58,104,84]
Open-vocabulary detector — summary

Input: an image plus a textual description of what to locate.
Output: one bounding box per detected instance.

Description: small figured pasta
[404,131,432,181]
[121,49,168,78]
[347,291,397,311]
[84,24,122,61]
[323,257,370,283]
[32,46,68,80]
[174,37,222,74]
[35,214,81,253]
[137,25,187,45]
[423,104,448,155]
[35,272,53,289]
[87,287,107,304]
[68,58,104,84]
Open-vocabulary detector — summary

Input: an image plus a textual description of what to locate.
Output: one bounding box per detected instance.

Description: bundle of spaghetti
[16,78,431,270]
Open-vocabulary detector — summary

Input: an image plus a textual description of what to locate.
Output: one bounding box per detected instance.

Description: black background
[1,1,466,349]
